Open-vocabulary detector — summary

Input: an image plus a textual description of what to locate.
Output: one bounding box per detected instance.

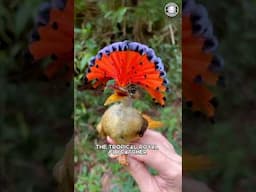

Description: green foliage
[75,0,182,191]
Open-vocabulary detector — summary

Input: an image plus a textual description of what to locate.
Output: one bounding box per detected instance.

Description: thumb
[126,156,155,192]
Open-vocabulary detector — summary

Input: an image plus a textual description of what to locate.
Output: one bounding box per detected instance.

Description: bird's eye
[127,84,137,95]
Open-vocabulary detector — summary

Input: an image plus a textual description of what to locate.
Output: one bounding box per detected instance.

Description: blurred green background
[74,0,181,191]
[183,0,256,191]
[0,0,73,191]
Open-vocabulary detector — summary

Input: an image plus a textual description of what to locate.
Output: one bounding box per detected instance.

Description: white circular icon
[165,2,179,17]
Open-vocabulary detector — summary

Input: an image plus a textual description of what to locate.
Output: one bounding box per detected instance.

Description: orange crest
[85,41,169,106]
[28,0,74,81]
[182,0,224,120]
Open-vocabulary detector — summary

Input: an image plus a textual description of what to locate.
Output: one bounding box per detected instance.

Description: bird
[85,41,169,165]
[97,84,163,144]
[97,96,148,145]
[182,0,224,121]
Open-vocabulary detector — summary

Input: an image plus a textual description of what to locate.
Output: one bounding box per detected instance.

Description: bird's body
[97,98,150,165]
[97,100,148,144]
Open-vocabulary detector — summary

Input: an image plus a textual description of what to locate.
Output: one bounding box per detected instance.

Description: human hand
[107,129,181,192]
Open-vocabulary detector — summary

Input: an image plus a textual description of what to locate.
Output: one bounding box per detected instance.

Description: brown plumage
[97,98,148,144]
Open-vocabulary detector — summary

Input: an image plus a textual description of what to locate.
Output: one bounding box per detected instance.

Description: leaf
[15,2,32,37]
[104,7,128,24]
[116,7,128,23]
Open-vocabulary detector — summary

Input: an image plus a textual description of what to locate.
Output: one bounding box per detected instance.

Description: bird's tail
[142,114,164,129]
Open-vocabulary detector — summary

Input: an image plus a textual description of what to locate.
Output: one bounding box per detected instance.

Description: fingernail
[107,136,115,144]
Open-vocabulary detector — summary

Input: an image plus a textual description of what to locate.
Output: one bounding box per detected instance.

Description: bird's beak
[104,91,127,106]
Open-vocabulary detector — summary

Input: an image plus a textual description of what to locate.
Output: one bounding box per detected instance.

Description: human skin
[107,129,182,192]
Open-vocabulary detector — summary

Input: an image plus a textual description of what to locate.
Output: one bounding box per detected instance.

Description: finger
[136,130,175,153]
[133,130,181,166]
[183,176,214,192]
[107,134,173,160]
[130,147,181,178]
[108,131,181,178]
[126,156,156,192]
[107,136,116,144]
[107,130,173,155]
[107,136,121,159]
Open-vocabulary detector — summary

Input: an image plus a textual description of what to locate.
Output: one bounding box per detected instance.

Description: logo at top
[165,2,179,17]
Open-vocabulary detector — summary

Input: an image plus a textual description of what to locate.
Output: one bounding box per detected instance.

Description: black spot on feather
[147,54,153,61]
[209,56,223,73]
[31,30,40,41]
[51,54,58,60]
[194,75,203,84]
[51,22,58,30]
[138,49,143,55]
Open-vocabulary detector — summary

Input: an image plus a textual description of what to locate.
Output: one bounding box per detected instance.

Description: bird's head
[104,84,140,106]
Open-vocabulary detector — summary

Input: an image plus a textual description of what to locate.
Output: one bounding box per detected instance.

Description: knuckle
[169,166,182,181]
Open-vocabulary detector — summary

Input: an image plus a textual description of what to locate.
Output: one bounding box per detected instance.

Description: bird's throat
[121,96,133,107]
